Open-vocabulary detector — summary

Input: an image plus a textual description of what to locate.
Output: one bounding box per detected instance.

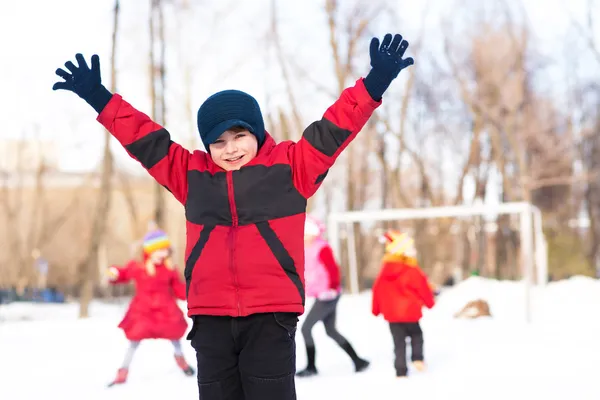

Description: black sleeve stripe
[302,118,352,157]
[125,128,172,170]
[185,225,215,297]
[315,169,329,185]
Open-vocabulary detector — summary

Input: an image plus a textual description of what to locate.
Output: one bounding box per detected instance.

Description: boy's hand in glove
[53,53,113,114]
[363,33,414,101]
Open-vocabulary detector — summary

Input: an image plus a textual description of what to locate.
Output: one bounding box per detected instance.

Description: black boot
[340,340,370,373]
[296,345,318,377]
[175,355,195,376]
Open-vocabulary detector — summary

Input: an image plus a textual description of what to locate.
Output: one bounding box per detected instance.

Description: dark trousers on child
[301,296,349,348]
[299,296,367,373]
[389,322,424,377]
[187,312,298,400]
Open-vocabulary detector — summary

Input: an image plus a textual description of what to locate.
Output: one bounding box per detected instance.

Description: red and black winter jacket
[97,79,380,317]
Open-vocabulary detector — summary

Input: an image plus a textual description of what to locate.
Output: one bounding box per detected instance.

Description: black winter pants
[389,322,424,377]
[187,312,298,400]
[300,296,348,347]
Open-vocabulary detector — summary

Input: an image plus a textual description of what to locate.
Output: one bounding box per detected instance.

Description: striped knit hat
[142,229,171,255]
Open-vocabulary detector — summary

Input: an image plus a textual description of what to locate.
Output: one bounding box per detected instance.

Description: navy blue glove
[363,33,414,101]
[53,54,113,114]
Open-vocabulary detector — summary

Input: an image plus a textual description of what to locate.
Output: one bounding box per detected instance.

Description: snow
[1,276,599,400]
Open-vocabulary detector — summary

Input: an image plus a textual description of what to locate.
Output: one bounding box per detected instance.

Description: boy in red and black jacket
[53,34,414,400]
[372,231,435,378]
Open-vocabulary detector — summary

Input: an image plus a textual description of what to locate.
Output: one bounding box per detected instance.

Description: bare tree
[362,1,483,279]
[321,0,388,286]
[569,0,600,65]
[170,0,231,148]
[569,0,600,275]
[443,3,583,205]
[116,169,146,240]
[581,93,600,274]
[0,135,81,293]
[438,0,598,279]
[268,0,304,139]
[149,0,167,228]
[79,0,120,318]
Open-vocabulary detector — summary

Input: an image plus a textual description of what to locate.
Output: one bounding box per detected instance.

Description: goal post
[326,202,548,323]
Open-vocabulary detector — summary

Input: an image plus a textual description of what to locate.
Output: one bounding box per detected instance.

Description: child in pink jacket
[296,216,369,377]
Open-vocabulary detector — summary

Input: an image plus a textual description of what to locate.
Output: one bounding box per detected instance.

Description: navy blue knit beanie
[197,90,265,150]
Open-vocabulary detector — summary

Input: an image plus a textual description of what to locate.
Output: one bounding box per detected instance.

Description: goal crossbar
[328,202,534,223]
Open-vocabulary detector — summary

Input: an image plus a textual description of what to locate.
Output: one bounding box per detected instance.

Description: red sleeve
[170,270,187,301]
[108,260,138,285]
[318,245,341,289]
[97,94,196,205]
[408,268,435,309]
[289,79,381,198]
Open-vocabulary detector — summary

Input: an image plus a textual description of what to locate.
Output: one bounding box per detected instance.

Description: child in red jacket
[372,230,435,378]
[107,229,194,386]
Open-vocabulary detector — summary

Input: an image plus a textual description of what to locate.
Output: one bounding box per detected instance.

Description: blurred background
[0,0,599,399]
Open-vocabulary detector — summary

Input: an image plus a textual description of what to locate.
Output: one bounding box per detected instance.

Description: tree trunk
[150,0,167,228]
[270,0,303,137]
[79,0,120,318]
[585,113,600,277]
[117,170,143,240]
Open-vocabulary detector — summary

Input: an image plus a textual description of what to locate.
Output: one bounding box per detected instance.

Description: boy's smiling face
[209,128,258,171]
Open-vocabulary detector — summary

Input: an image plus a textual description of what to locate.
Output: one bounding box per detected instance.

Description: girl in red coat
[107,229,195,386]
[372,230,435,378]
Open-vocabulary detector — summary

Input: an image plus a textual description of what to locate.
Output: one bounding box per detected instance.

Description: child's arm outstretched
[106,260,138,285]
[53,54,193,205]
[410,268,435,309]
[169,269,187,301]
[371,272,383,317]
[290,33,414,198]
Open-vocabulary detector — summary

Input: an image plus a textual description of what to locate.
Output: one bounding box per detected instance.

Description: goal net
[326,202,547,323]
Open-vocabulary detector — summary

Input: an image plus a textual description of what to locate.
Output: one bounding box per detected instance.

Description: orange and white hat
[380,230,415,256]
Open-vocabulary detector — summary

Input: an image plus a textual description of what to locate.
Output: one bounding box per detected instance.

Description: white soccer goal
[326,202,548,323]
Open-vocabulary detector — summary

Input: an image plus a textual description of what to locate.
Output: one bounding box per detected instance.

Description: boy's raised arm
[53,54,191,205]
[290,33,414,198]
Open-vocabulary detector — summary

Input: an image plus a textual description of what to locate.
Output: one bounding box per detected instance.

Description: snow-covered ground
[1,276,598,400]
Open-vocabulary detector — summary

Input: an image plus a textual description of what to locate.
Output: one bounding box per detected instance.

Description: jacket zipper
[226,171,241,316]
